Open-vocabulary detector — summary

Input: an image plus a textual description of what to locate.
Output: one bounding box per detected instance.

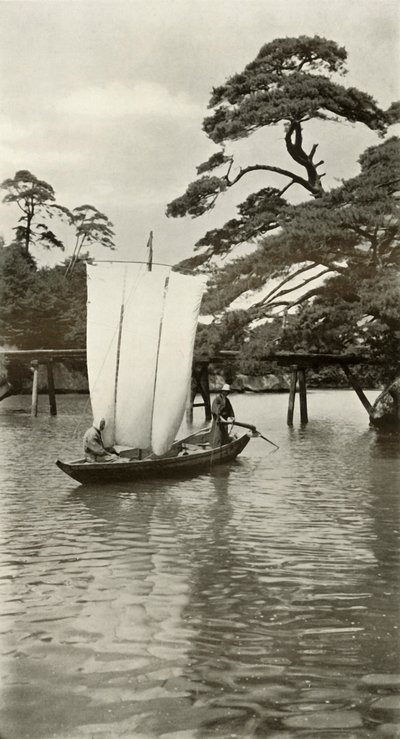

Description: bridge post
[188,362,212,422]
[31,361,39,417]
[186,375,195,424]
[46,360,57,416]
[199,363,211,421]
[287,368,297,425]
[298,368,308,424]
[342,365,372,414]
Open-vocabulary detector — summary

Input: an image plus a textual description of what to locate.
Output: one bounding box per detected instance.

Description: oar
[222,419,280,450]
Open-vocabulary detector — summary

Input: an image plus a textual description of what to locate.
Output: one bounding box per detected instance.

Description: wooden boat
[56,427,251,485]
[56,259,257,485]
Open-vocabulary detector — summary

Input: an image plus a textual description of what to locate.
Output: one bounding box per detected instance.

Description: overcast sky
[0,0,398,267]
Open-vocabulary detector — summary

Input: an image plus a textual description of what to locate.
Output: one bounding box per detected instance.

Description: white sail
[151,271,205,455]
[86,262,205,453]
[86,262,125,448]
[114,265,169,448]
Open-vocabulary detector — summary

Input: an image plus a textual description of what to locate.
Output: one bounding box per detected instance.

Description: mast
[147,231,153,272]
[150,274,170,447]
[113,266,127,444]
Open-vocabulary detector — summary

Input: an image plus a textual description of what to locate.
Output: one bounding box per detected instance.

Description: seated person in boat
[210,384,235,448]
[83,418,119,462]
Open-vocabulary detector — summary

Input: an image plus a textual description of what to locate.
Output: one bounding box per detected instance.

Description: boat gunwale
[56,431,251,474]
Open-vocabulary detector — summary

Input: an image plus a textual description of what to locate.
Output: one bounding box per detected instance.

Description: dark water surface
[0,391,399,738]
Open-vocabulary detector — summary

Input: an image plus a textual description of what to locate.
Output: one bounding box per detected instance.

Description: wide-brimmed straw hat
[221,383,231,392]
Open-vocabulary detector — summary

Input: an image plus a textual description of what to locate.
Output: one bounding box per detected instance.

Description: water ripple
[0,391,399,737]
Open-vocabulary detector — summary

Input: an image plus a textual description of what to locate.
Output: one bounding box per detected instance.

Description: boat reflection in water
[0,391,399,737]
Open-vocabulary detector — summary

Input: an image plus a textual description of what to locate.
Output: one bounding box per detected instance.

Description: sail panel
[86,263,126,447]
[151,272,205,456]
[87,263,203,454]
[115,265,170,447]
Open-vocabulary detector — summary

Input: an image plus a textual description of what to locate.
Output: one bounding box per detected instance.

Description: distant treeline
[0,242,395,391]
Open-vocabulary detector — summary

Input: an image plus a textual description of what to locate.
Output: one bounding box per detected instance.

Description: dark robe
[83,426,108,462]
[210,393,235,448]
[83,426,118,463]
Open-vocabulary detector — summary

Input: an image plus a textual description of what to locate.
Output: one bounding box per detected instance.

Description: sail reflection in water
[0,391,399,737]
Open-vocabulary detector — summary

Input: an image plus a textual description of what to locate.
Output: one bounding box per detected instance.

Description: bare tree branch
[229,163,316,194]
[253,263,320,305]
[285,122,324,193]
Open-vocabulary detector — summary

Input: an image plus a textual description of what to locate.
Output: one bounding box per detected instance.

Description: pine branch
[251,267,332,311]
[252,285,328,315]
[252,263,320,306]
[285,122,324,194]
[264,268,332,304]
[229,163,316,194]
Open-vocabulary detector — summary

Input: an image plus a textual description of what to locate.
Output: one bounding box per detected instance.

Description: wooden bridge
[0,348,374,425]
[0,349,86,416]
[192,350,373,424]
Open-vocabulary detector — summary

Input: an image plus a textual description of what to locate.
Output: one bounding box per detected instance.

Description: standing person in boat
[210,383,235,448]
[83,418,119,462]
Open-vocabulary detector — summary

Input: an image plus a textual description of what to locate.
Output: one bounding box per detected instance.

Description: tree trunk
[369,377,400,429]
[25,212,33,254]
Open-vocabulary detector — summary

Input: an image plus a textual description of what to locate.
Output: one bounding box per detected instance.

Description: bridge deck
[0,348,373,423]
[0,348,370,365]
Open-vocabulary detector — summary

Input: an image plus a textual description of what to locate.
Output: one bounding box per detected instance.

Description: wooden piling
[188,363,212,422]
[186,380,194,424]
[31,361,39,416]
[199,363,211,421]
[287,368,297,426]
[298,368,308,424]
[342,365,372,414]
[46,361,57,416]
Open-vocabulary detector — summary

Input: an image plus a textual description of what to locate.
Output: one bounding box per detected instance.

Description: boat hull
[56,432,251,485]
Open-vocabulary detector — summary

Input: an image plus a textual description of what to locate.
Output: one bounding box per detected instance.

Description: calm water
[0,390,399,739]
